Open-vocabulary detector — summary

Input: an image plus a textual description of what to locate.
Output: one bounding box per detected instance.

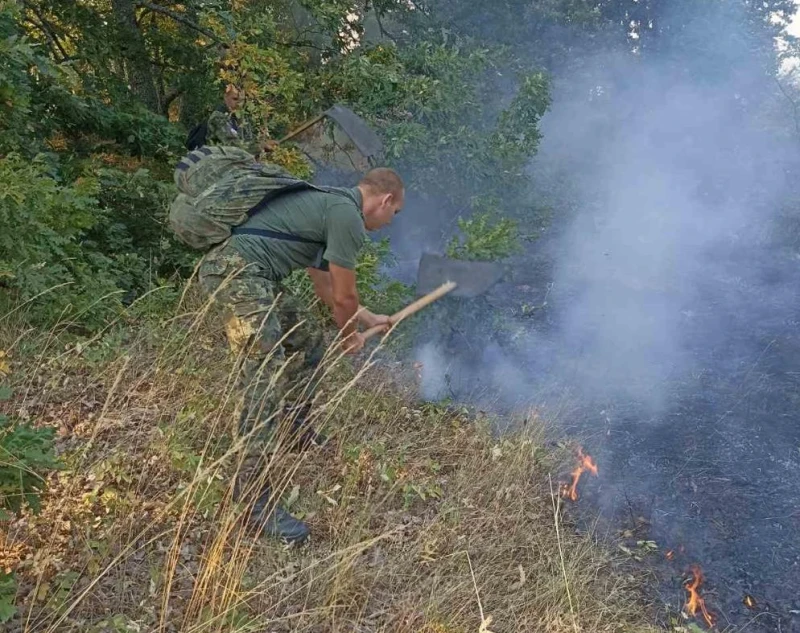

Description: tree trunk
[177,2,209,126]
[111,0,160,112]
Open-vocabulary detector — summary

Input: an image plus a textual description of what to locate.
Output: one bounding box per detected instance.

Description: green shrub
[0,153,191,329]
[446,209,520,261]
[355,237,413,315]
[0,572,16,624]
[0,388,60,518]
[0,153,127,329]
[85,162,195,289]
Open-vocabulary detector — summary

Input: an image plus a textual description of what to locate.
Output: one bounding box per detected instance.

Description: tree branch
[134,1,227,46]
[24,17,65,61]
[374,8,397,42]
[136,1,331,57]
[775,75,800,141]
[23,2,70,61]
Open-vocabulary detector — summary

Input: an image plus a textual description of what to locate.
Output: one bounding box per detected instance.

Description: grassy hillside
[0,287,659,633]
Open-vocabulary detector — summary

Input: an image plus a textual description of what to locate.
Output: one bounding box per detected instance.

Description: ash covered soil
[520,239,800,632]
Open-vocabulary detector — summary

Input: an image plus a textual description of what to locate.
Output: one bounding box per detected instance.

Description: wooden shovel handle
[278,113,326,144]
[362,281,457,341]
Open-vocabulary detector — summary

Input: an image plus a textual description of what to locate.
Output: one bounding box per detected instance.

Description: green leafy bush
[0,389,60,517]
[0,153,125,328]
[322,39,550,218]
[0,152,193,329]
[355,237,413,315]
[446,210,520,261]
[0,3,46,154]
[0,572,16,624]
[86,162,194,289]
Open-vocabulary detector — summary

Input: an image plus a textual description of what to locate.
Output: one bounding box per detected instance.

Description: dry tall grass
[0,283,661,633]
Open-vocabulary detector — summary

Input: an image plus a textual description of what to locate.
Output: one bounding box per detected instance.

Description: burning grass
[560,447,599,502]
[0,288,661,633]
[684,566,715,629]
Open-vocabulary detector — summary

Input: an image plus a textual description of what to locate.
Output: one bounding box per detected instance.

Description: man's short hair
[359,168,404,199]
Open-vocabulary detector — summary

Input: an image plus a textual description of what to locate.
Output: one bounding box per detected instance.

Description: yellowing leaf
[285,485,300,509]
[0,351,10,377]
[35,582,50,603]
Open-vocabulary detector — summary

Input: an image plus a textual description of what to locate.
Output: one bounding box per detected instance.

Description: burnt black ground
[490,227,800,631]
[571,346,800,633]
[500,240,800,632]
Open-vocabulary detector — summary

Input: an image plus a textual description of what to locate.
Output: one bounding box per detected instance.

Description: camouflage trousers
[198,241,325,484]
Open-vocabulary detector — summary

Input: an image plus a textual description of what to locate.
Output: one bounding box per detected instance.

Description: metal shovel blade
[416,253,504,298]
[324,105,384,159]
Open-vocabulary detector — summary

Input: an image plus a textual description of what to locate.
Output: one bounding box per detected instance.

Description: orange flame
[560,447,599,501]
[684,565,715,628]
[743,594,757,610]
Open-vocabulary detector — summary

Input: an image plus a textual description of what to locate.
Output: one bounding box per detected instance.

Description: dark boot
[234,480,309,544]
[285,405,328,451]
[250,487,309,543]
[291,419,328,450]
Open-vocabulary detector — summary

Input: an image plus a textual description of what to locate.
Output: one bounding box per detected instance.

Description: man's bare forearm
[311,272,336,310]
[334,296,359,338]
[308,268,375,325]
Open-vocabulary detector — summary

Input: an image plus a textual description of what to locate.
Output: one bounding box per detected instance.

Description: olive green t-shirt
[230,186,366,281]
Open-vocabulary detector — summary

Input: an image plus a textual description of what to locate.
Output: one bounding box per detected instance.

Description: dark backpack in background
[185,121,208,150]
[185,104,234,150]
[185,122,208,150]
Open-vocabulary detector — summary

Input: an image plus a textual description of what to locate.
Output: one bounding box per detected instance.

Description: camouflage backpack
[168,145,314,250]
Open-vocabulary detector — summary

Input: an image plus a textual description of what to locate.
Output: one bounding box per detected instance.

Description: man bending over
[198,167,404,543]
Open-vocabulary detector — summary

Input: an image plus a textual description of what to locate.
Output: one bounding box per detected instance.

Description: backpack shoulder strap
[244,181,354,216]
[244,181,314,218]
[230,227,323,245]
[231,184,356,247]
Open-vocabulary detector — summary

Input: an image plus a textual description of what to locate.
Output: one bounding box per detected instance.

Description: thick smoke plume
[386,2,800,628]
[407,2,799,416]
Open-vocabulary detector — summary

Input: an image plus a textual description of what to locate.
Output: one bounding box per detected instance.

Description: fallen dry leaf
[479,615,496,633]
[510,564,526,591]
[286,485,300,509]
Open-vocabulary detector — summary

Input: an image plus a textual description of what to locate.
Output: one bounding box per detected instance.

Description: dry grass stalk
[0,285,660,633]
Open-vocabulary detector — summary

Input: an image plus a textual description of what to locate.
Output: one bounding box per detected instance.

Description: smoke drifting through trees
[409,1,798,410]
[391,1,800,628]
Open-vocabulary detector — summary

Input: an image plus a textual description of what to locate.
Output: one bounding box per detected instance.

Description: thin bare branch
[134,1,227,46]
[373,7,398,42]
[775,75,800,140]
[22,1,70,61]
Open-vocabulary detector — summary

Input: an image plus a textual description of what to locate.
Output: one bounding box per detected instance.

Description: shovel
[279,104,383,164]
[362,253,504,341]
